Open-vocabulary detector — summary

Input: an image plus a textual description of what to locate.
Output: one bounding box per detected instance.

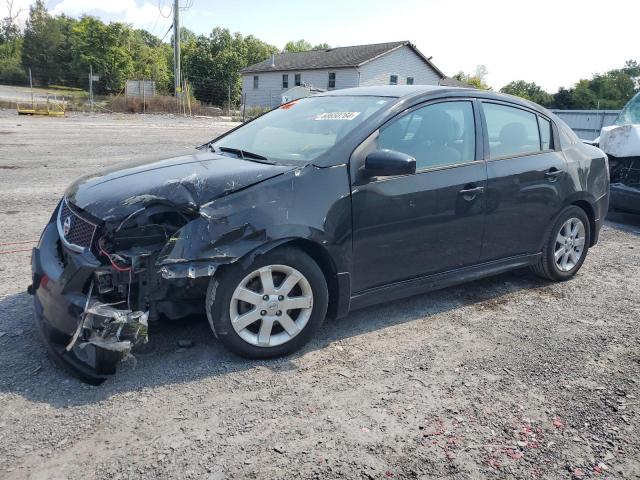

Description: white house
[240,41,448,108]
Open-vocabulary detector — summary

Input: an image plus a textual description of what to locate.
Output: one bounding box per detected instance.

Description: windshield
[215,96,391,162]
[615,91,640,125]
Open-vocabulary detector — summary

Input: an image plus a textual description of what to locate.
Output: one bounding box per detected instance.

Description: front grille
[57,199,98,252]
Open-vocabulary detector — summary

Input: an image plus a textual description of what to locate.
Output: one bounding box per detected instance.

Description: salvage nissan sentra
[30,86,610,383]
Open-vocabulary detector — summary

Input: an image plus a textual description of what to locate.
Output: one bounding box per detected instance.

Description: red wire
[0,248,33,255]
[0,240,38,246]
[98,237,132,272]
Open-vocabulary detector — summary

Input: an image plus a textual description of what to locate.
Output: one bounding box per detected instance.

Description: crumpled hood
[599,124,640,158]
[65,151,294,222]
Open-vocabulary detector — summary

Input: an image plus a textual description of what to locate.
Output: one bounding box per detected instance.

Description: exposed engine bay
[609,156,640,189]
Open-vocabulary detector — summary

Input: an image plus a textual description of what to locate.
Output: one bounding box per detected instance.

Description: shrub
[0,58,27,85]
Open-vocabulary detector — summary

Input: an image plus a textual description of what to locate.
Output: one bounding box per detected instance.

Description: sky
[3,0,639,92]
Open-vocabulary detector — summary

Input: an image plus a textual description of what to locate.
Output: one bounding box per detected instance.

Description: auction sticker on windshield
[315,112,361,121]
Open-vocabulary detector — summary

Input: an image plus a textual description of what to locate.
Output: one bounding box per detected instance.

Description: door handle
[545,168,564,181]
[459,186,485,201]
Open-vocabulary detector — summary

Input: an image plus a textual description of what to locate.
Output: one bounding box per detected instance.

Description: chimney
[270,54,276,68]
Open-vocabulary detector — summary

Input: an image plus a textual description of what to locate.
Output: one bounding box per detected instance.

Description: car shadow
[0,269,550,408]
[606,210,640,235]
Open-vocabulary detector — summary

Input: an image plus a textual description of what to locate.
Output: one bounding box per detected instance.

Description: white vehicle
[594,92,640,213]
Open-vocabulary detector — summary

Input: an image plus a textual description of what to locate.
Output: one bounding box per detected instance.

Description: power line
[159,22,173,42]
[158,0,173,18]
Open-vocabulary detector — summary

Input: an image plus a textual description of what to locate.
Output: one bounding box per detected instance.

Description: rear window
[538,116,553,150]
[483,103,541,159]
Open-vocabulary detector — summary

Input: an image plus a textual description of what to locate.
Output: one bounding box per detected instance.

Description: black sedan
[31,86,610,383]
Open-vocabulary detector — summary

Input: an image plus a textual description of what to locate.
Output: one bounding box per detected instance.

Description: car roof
[317,85,461,98]
[317,85,554,117]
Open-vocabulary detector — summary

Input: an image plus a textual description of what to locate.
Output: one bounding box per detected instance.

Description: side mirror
[363,149,416,177]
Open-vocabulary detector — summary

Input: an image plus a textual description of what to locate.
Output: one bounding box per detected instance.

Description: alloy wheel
[229,264,314,347]
[554,217,586,272]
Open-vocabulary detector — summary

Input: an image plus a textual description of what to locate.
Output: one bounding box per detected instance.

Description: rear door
[479,101,568,260]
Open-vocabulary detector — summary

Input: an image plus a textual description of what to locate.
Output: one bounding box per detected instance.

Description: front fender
[156,164,352,279]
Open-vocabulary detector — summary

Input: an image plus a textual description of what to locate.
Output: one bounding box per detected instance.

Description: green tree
[183,28,244,105]
[68,17,144,93]
[183,28,280,105]
[500,80,552,106]
[1,0,22,44]
[131,28,172,93]
[623,59,640,89]
[0,0,26,84]
[284,39,312,52]
[552,87,573,109]
[244,34,278,65]
[549,60,640,110]
[570,79,598,109]
[453,65,491,90]
[21,0,66,85]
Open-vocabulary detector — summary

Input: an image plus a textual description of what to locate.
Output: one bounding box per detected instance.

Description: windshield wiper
[216,146,275,164]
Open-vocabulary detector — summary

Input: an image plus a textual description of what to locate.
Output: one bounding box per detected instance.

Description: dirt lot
[0,110,639,480]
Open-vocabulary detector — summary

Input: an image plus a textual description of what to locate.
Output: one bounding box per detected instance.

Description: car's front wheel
[206,246,328,358]
[531,205,591,281]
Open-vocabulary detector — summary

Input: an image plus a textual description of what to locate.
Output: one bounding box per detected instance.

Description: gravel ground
[0,110,639,480]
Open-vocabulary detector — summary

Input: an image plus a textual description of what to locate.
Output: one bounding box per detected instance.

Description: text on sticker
[315,112,361,121]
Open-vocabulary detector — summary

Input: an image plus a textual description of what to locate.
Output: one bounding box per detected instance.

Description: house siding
[242,68,359,108]
[241,45,442,107]
[358,45,441,87]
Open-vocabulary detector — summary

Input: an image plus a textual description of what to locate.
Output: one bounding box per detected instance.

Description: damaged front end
[31,198,200,383]
[65,296,149,369]
[608,155,640,213]
[31,152,303,383]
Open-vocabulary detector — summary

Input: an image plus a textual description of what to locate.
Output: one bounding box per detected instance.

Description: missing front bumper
[31,222,149,383]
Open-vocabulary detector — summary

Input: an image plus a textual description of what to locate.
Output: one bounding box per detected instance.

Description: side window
[406,77,414,85]
[282,74,288,89]
[295,73,301,86]
[538,116,553,150]
[378,101,476,170]
[483,103,541,159]
[253,75,259,89]
[390,74,398,85]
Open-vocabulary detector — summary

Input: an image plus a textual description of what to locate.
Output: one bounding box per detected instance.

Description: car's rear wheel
[531,205,591,281]
[206,246,328,358]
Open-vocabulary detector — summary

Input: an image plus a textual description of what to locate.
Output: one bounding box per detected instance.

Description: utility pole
[173,0,181,99]
[89,65,94,113]
[28,67,34,109]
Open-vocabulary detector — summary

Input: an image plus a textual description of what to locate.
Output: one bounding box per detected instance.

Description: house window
[282,74,289,89]
[406,77,414,85]
[390,75,398,85]
[328,72,336,89]
[295,73,301,86]
[253,75,259,89]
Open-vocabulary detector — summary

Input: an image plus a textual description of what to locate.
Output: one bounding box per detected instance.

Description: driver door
[350,100,487,293]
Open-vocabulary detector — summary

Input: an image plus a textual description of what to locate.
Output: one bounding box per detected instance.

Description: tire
[206,246,328,359]
[531,205,591,281]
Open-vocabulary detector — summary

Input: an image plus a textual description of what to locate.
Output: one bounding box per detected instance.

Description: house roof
[439,76,472,88]
[240,41,445,78]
